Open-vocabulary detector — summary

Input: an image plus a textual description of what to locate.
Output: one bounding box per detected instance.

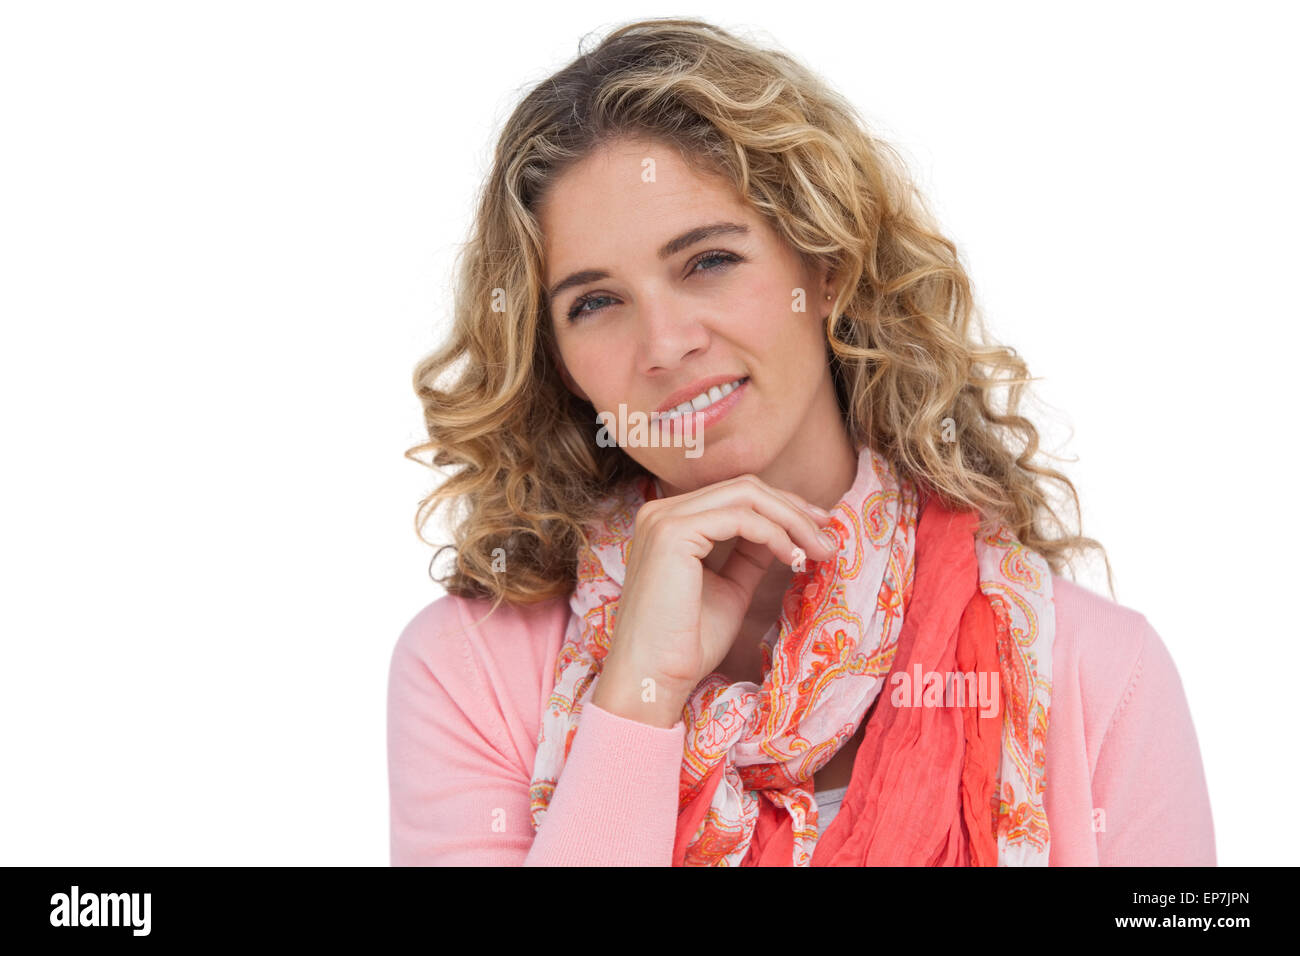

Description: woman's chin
[643,440,779,493]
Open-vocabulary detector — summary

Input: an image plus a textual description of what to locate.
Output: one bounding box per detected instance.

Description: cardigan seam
[1095,621,1149,757]
[449,595,515,763]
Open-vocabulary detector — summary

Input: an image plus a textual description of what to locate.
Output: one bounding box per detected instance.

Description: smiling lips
[651,376,749,422]
[646,376,751,437]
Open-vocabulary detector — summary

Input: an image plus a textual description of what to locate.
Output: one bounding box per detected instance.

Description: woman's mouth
[651,376,750,433]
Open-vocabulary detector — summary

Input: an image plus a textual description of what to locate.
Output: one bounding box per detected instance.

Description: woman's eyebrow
[658,220,749,259]
[546,221,750,303]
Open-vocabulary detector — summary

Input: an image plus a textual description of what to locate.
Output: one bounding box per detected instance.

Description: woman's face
[539,135,846,494]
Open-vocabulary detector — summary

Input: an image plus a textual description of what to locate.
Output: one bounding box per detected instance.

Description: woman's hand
[590,473,838,726]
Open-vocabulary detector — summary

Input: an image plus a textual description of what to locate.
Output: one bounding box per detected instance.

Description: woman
[388,17,1215,866]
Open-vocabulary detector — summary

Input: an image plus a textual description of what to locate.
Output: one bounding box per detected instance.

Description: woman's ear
[819,262,840,310]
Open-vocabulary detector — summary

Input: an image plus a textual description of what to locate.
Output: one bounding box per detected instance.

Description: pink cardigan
[387,576,1216,866]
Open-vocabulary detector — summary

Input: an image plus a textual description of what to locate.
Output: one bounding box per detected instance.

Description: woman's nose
[637,305,712,372]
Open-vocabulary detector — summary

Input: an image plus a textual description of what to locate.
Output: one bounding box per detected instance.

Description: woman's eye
[692,251,739,273]
[564,250,741,322]
[566,293,614,320]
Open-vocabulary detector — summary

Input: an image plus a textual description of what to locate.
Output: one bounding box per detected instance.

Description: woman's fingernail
[822,529,839,548]
[804,502,832,519]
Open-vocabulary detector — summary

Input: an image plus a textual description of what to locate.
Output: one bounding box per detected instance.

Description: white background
[2,0,1294,865]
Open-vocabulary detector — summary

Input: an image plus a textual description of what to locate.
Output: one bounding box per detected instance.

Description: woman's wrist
[590,651,692,729]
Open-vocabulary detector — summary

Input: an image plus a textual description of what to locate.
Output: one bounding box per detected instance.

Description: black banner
[2,865,1278,942]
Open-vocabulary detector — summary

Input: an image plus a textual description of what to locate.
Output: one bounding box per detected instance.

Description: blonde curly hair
[406,16,1113,614]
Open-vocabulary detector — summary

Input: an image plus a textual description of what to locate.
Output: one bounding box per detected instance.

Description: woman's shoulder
[1048,574,1184,733]
[1050,574,1153,660]
[387,590,573,772]
[1045,576,1215,864]
[390,590,571,692]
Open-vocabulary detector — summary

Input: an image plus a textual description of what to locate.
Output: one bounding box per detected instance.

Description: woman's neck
[753,423,859,514]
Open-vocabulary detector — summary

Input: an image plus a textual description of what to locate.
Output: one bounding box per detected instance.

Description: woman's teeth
[658,377,746,421]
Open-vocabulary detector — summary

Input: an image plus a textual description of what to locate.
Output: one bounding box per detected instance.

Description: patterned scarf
[529,445,1055,866]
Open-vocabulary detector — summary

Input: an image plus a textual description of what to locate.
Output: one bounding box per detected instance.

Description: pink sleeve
[386,599,687,866]
[524,694,686,866]
[1090,620,1216,865]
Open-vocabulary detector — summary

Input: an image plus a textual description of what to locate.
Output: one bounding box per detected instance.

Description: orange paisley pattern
[529,447,1054,866]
